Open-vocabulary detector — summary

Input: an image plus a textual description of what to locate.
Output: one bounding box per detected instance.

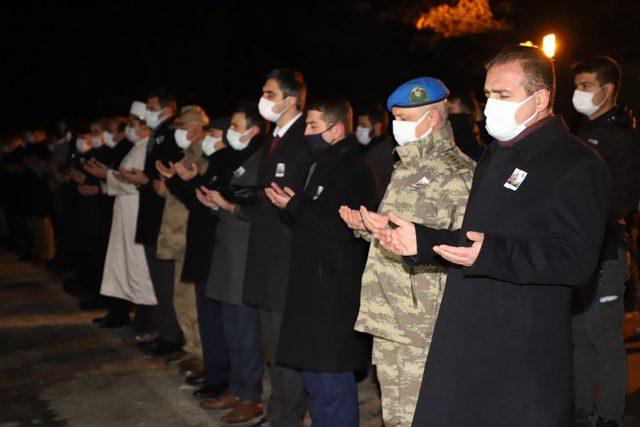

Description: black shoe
[99,316,130,329]
[252,418,272,427]
[78,297,106,311]
[595,418,620,427]
[92,315,107,324]
[63,280,82,296]
[144,341,183,358]
[193,383,228,399]
[185,375,205,387]
[138,337,162,351]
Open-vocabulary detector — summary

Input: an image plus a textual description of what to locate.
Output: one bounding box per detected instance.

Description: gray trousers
[259,309,307,426]
[144,245,182,345]
[572,249,628,423]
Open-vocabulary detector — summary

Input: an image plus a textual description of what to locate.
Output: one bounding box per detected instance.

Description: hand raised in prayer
[372,213,418,256]
[338,206,367,231]
[175,162,198,181]
[359,206,389,232]
[432,232,484,267]
[155,160,176,179]
[265,182,295,209]
[84,160,109,179]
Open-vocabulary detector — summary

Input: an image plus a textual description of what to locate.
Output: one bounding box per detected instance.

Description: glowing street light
[542,33,557,58]
[519,34,557,58]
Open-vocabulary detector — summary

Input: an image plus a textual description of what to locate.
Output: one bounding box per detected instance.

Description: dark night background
[3,0,640,134]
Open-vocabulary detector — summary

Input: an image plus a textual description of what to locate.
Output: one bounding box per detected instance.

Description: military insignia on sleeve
[409,86,429,105]
[503,168,527,191]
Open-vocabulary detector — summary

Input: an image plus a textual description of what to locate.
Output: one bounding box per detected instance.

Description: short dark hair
[448,90,480,117]
[265,69,307,111]
[235,101,267,133]
[485,46,556,108]
[309,97,354,135]
[359,104,389,132]
[572,55,622,98]
[147,89,177,113]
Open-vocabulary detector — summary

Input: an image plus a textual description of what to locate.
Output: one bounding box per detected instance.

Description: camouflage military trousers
[372,337,429,426]
[173,258,201,358]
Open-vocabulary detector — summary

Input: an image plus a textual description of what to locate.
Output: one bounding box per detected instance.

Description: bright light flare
[542,33,556,58]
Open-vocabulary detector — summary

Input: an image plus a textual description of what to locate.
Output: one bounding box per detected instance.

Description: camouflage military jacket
[156,139,208,261]
[354,123,475,348]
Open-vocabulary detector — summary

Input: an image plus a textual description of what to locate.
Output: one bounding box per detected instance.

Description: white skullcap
[130,101,147,120]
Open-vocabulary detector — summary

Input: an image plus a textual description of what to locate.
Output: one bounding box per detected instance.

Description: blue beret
[386,77,450,111]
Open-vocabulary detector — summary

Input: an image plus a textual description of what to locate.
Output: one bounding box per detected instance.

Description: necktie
[266,135,281,158]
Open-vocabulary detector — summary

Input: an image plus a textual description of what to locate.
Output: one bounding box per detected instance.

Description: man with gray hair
[374,46,611,426]
[341,77,474,426]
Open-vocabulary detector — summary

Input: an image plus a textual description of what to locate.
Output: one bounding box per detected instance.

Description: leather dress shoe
[99,316,130,329]
[144,341,183,358]
[137,337,161,351]
[193,383,228,399]
[193,383,229,399]
[181,364,204,379]
[185,375,205,386]
[165,353,196,368]
[222,401,264,424]
[200,392,239,410]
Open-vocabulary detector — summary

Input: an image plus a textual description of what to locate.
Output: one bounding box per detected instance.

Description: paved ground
[0,251,382,427]
[1,250,640,426]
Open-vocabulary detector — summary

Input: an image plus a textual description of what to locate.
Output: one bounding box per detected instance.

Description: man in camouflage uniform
[340,77,475,426]
[154,105,210,360]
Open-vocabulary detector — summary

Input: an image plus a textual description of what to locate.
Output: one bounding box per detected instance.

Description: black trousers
[143,245,182,345]
[195,281,229,388]
[572,248,628,423]
[223,301,263,402]
[259,309,307,426]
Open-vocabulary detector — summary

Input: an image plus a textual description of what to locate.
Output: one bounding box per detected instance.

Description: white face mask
[258,97,289,123]
[125,126,140,143]
[76,137,91,153]
[91,135,103,148]
[572,87,607,116]
[226,128,252,151]
[102,131,116,148]
[144,109,164,129]
[484,94,538,142]
[392,111,431,146]
[174,129,191,149]
[201,135,221,156]
[355,126,373,145]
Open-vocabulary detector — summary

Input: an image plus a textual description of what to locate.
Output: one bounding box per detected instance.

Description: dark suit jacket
[167,134,266,284]
[242,114,314,312]
[407,117,611,427]
[134,118,182,247]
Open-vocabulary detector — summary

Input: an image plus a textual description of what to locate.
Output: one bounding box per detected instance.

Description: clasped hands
[338,206,484,267]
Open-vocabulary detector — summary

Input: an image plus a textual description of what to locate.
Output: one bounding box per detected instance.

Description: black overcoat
[242,115,314,312]
[276,137,377,372]
[408,117,611,427]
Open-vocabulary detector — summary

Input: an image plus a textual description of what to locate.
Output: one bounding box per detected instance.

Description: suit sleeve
[166,176,199,210]
[286,165,377,242]
[465,156,611,286]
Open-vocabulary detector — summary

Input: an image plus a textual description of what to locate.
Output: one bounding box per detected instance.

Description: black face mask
[304,124,335,155]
